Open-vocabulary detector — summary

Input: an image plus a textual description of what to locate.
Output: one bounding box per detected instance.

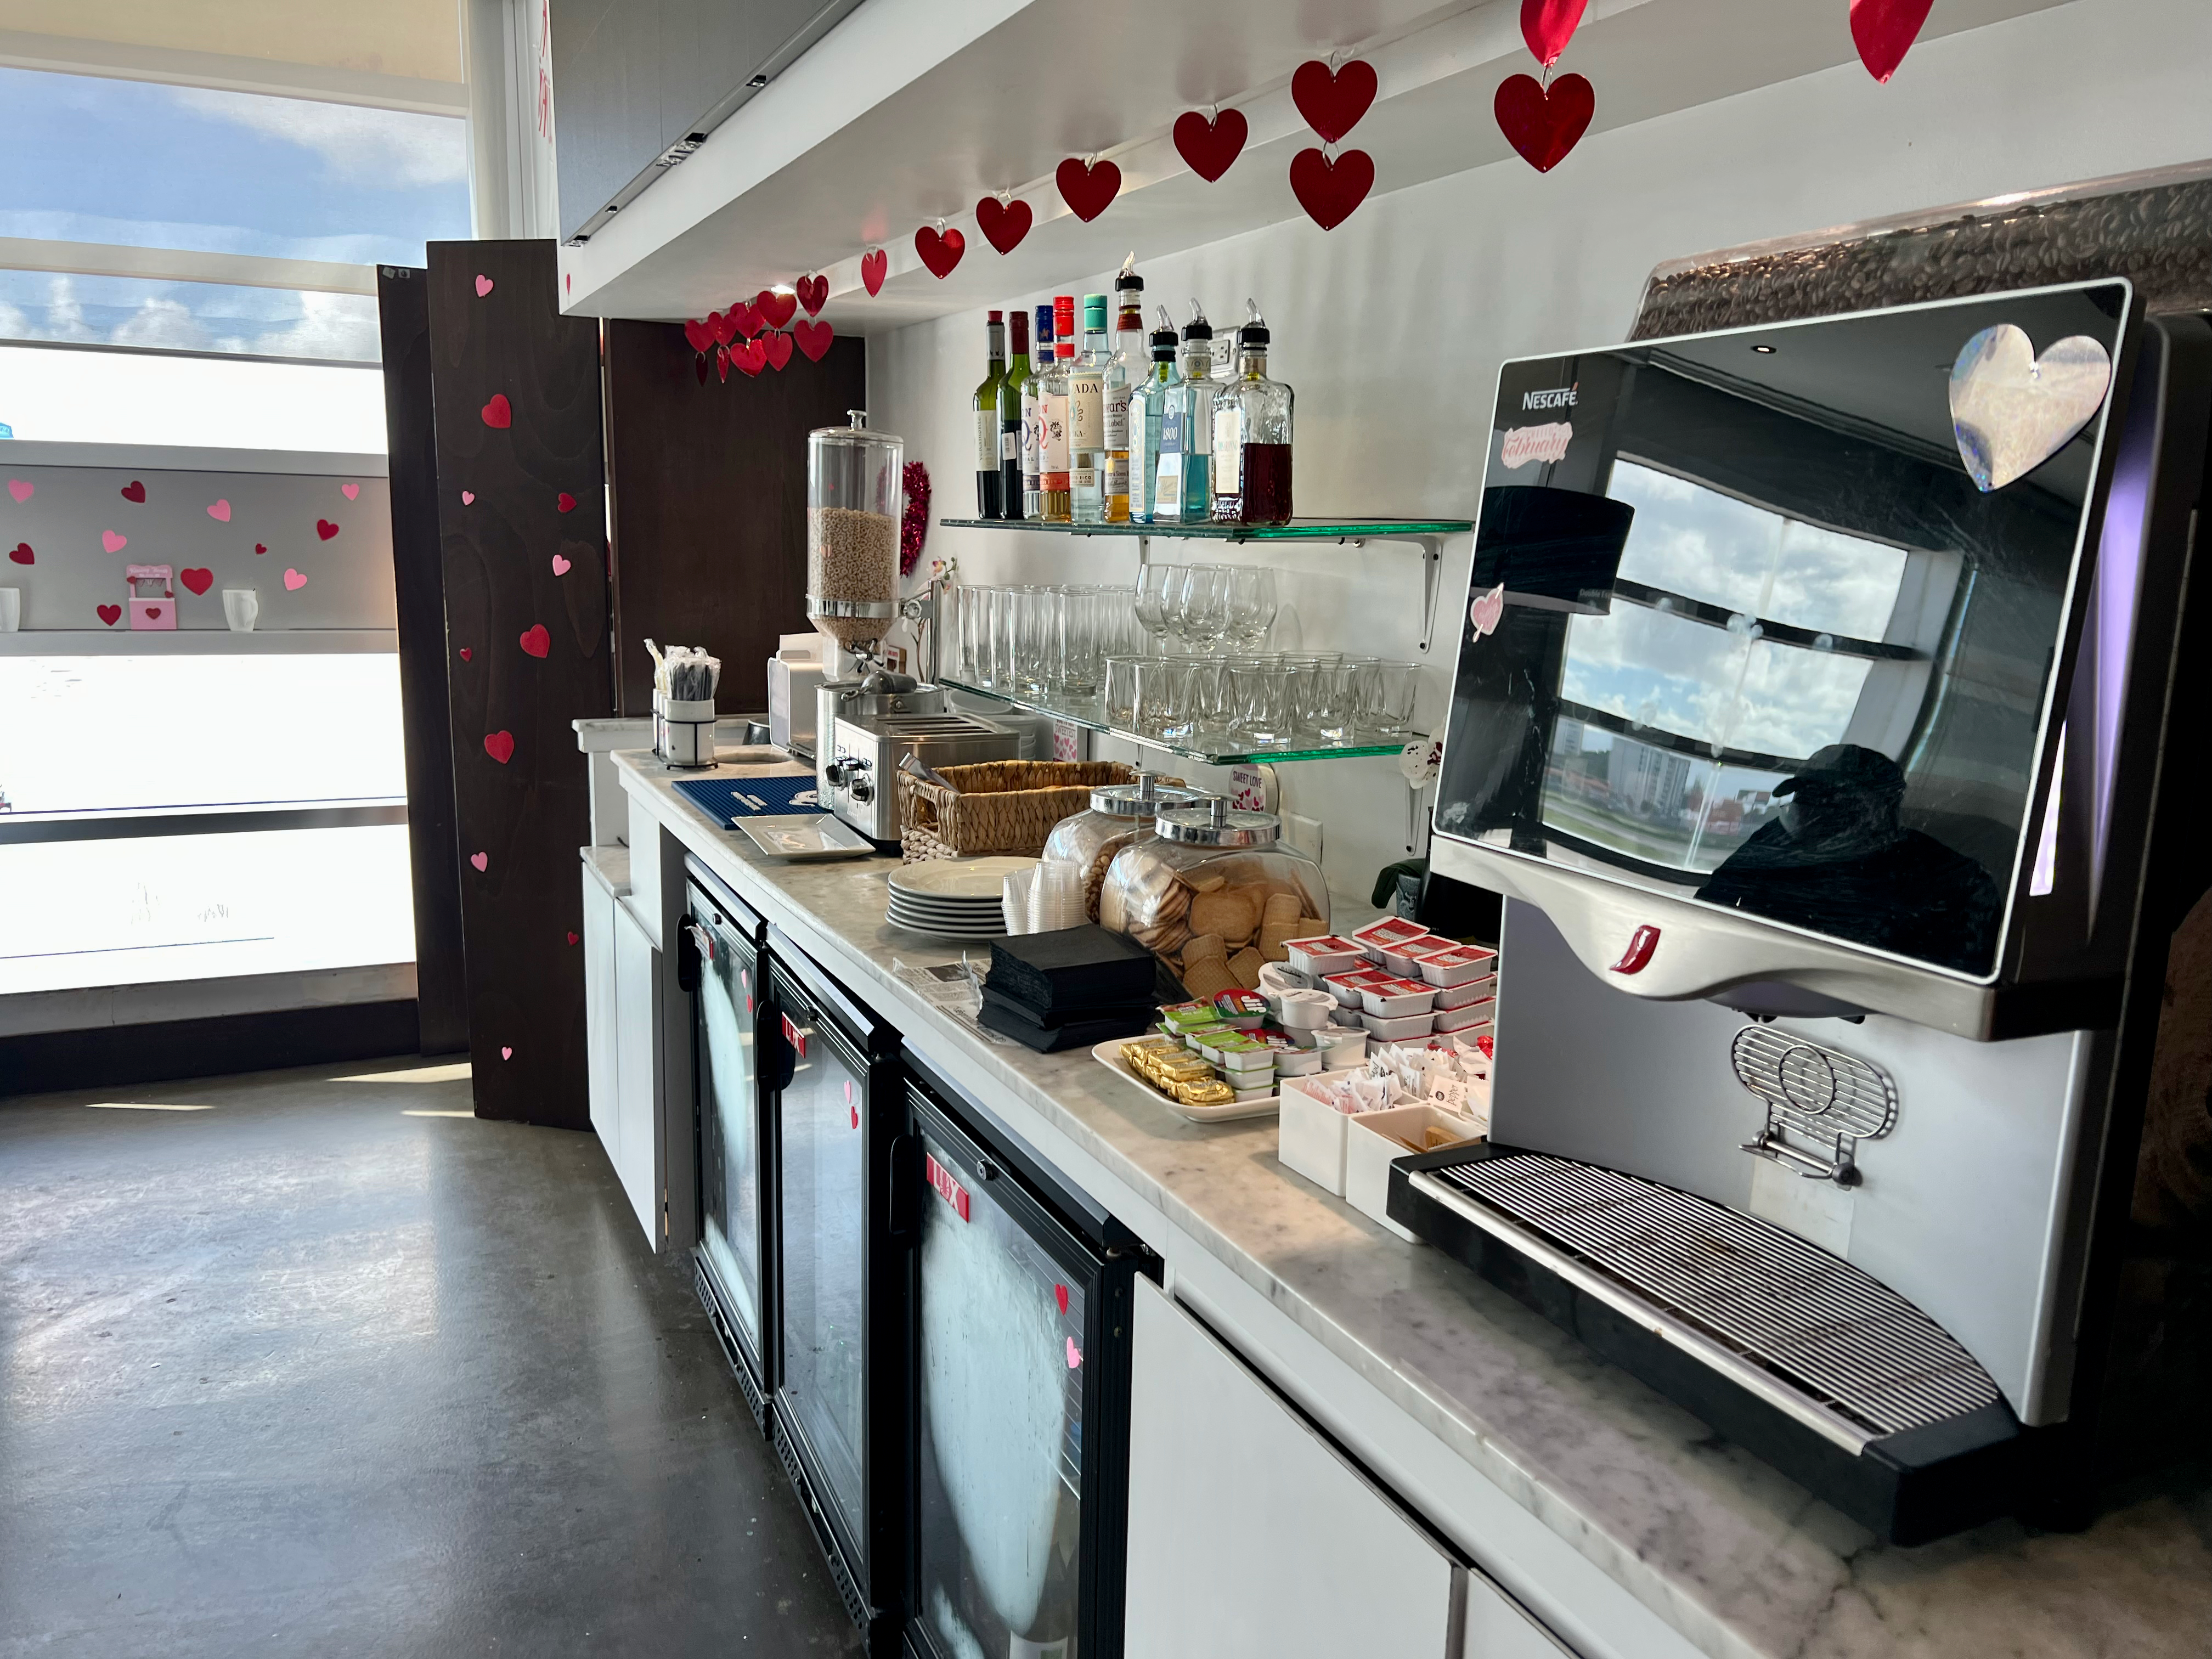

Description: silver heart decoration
[1949,324,2112,493]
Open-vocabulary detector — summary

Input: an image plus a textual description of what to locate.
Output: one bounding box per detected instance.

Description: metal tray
[733,814,878,860]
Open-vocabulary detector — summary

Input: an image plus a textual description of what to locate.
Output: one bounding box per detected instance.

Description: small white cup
[0,587,19,633]
[222,589,258,632]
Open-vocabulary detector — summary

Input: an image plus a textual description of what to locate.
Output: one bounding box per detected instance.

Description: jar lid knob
[1208,796,1227,828]
[848,409,869,429]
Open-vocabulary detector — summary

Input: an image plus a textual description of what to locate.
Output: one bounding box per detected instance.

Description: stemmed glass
[1171,565,1232,653]
[1223,567,1278,651]
[1133,564,1178,654]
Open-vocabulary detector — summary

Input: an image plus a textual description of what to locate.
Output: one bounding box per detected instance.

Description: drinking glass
[1310,661,1361,744]
[992,585,1026,691]
[1014,586,1055,695]
[1362,661,1420,736]
[1103,654,1143,731]
[1136,656,1190,740]
[1229,656,1291,747]
[1133,563,1178,653]
[1223,566,1278,650]
[1057,585,1110,696]
[1186,657,1235,746]
[1171,564,1232,653]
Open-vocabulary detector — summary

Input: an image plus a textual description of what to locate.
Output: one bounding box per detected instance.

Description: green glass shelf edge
[941,678,1407,766]
[936,516,1471,541]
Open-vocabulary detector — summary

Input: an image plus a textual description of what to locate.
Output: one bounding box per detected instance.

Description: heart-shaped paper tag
[1521,0,1589,67]
[5,479,30,503]
[1850,0,1934,83]
[1291,59,1378,143]
[97,602,121,626]
[556,492,577,514]
[520,623,550,658]
[708,309,736,347]
[915,225,964,279]
[1495,72,1595,172]
[283,567,308,590]
[341,482,359,501]
[206,499,232,522]
[756,289,798,330]
[1055,157,1120,222]
[1949,324,2112,492]
[315,519,339,540]
[735,338,768,377]
[682,318,712,354]
[1289,147,1373,231]
[976,195,1032,253]
[762,331,794,371]
[9,541,32,565]
[794,319,834,362]
[475,274,494,297]
[483,730,515,764]
[1173,109,1248,182]
[471,851,489,871]
[103,530,128,554]
[795,273,828,315]
[121,479,146,503]
[481,393,512,428]
[551,552,573,575]
[179,567,213,596]
[860,249,888,296]
[1470,582,1506,636]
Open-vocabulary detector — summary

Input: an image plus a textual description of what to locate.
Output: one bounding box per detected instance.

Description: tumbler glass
[1015,586,1057,695]
[1136,656,1189,740]
[1229,656,1291,747]
[1362,660,1420,736]
[1103,654,1143,730]
[1057,585,1110,696]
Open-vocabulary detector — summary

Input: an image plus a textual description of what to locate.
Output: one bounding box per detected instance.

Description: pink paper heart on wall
[103,530,128,553]
[120,479,146,504]
[284,568,307,591]
[519,623,550,657]
[556,492,577,513]
[860,249,888,296]
[475,274,494,297]
[315,519,339,540]
[179,567,213,595]
[794,319,833,362]
[500,1045,512,1059]
[471,851,489,871]
[481,393,512,428]
[483,730,515,764]
[551,552,572,576]
[97,603,121,626]
[341,482,359,501]
[5,479,30,503]
[206,499,232,522]
[458,646,472,661]
[460,490,475,505]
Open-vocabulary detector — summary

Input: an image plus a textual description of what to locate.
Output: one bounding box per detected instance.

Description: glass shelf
[941,676,1410,766]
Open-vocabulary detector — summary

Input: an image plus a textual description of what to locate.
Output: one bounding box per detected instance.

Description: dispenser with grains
[807,409,903,649]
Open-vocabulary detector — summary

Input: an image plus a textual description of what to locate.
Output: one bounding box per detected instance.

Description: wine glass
[1224,566,1278,650]
[1133,563,1177,653]
[1172,564,1231,653]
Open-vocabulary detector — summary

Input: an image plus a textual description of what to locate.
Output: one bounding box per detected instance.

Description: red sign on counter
[926,1153,970,1221]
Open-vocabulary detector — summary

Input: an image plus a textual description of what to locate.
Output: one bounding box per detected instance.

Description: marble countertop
[612,749,2212,1659]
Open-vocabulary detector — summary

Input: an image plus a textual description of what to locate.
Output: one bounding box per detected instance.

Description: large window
[0,344,388,449]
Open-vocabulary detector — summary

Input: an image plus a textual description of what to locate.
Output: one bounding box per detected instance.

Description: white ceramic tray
[735,814,877,860]
[1090,1039,1280,1124]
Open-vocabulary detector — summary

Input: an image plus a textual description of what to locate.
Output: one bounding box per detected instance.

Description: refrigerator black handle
[887,1132,922,1242]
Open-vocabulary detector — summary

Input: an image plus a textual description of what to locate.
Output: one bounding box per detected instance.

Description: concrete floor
[0,1059,862,1657]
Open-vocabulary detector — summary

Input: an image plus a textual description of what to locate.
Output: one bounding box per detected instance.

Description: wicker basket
[899,760,1139,864]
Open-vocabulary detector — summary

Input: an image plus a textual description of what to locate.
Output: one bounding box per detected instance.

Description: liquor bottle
[973,309,1006,519]
[997,307,1029,519]
[1041,295,1076,523]
[1128,305,1178,524]
[1071,293,1111,523]
[1020,302,1054,520]
[1104,257,1144,523]
[1211,299,1294,526]
[1152,301,1216,523]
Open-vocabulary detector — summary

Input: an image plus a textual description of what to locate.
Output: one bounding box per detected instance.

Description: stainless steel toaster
[820,711,1017,844]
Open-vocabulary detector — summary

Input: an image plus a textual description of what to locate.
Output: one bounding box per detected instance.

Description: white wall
[867,0,2212,912]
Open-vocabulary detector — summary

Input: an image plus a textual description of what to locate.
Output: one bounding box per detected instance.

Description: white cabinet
[582,863,619,1149]
[1463,1572,1575,1658]
[610,895,663,1246]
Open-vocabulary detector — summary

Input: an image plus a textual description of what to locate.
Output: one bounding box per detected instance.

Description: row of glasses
[952,583,1143,698]
[1132,563,1280,654]
[1101,653,1423,751]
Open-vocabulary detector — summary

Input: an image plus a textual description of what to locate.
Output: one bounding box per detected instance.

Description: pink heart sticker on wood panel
[283,568,307,590]
[5,479,30,503]
[500,1045,512,1059]
[471,851,489,871]
[315,520,339,540]
[475,274,494,297]
[97,602,121,625]
[206,499,231,522]
[120,479,146,503]
[483,730,515,764]
[519,623,550,658]
[860,249,888,296]
[460,490,475,505]
[341,482,359,501]
[179,568,213,595]
[551,552,572,576]
[103,530,128,553]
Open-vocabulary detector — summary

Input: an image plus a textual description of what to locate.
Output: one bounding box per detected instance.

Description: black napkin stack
[977,925,1160,1053]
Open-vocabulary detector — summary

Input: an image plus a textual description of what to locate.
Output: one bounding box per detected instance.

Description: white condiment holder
[654,693,718,768]
[1342,1105,1482,1243]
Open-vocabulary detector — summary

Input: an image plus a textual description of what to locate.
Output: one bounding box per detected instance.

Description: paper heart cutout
[731,303,764,338]
[475,274,494,297]
[284,567,308,590]
[1173,108,1248,182]
[714,346,730,383]
[458,646,472,661]
[735,338,767,377]
[682,318,712,354]
[483,730,515,764]
[697,353,712,386]
[850,1104,859,1130]
[97,603,121,626]
[8,542,31,565]
[500,1045,512,1059]
[1056,156,1120,222]
[551,552,572,576]
[179,567,213,596]
[1496,72,1595,172]
[460,490,475,505]
[520,623,550,658]
[1291,58,1378,143]
[255,543,267,555]
[915,225,964,279]
[795,273,828,315]
[755,289,798,330]
[1470,582,1506,637]
[708,309,737,347]
[1850,0,1934,83]
[315,519,339,540]
[567,930,580,946]
[794,319,834,362]
[557,491,577,514]
[145,606,162,620]
[1065,1336,1082,1370]
[975,195,1032,253]
[206,499,231,522]
[481,393,512,428]
[1949,325,2112,492]
[860,249,888,296]
[1289,146,1374,231]
[1054,1283,1069,1316]
[1521,0,1589,67]
[120,479,146,504]
[103,530,128,553]
[341,482,359,501]
[762,331,794,371]
[6,479,30,503]
[471,851,489,871]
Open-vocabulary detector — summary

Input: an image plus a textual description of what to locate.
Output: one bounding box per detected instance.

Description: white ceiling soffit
[560,0,2075,332]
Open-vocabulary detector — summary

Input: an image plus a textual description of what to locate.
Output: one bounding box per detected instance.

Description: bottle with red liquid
[1211,299,1294,527]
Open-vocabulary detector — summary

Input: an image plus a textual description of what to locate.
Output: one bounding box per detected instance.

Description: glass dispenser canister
[1099,798,1329,995]
[1041,771,1207,924]
[807,410,902,647]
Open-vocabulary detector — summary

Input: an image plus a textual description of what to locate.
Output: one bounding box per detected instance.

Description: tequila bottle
[1040,295,1076,523]
[1104,257,1144,523]
[1211,300,1294,526]
[972,309,1005,518]
[1152,301,1217,524]
[1127,306,1178,524]
[1071,293,1111,523]
[1020,302,1053,520]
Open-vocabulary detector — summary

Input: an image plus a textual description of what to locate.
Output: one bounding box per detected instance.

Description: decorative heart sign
[145,606,162,620]
[1521,0,1588,66]
[341,482,359,501]
[682,318,712,353]
[1289,146,1374,231]
[458,646,472,661]
[762,330,794,371]
[500,1045,513,1059]
[1851,0,1934,83]
[6,479,30,503]
[471,851,489,871]
[520,623,550,658]
[735,338,768,377]
[860,249,888,296]
[206,499,232,522]
[975,195,1032,253]
[1471,582,1506,636]
[97,603,121,626]
[755,289,798,330]
[483,730,515,764]
[1056,156,1120,222]
[567,931,580,946]
[120,479,146,503]
[794,319,834,362]
[730,303,763,338]
[103,530,128,553]
[1949,324,2112,492]
[460,490,475,505]
[1291,58,1378,143]
[915,225,964,279]
[179,567,213,595]
[795,273,828,315]
[284,567,308,590]
[8,542,31,565]
[1173,108,1248,182]
[315,519,339,540]
[557,492,577,514]
[481,393,512,428]
[1496,72,1595,172]
[475,274,494,297]
[551,552,573,576]
[707,309,736,347]
[255,543,267,554]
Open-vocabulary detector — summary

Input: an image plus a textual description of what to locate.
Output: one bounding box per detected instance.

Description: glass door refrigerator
[679,857,775,1429]
[902,1049,1150,1659]
[765,928,909,1649]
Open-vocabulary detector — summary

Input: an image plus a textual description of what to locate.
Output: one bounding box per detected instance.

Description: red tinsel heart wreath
[900,461,930,577]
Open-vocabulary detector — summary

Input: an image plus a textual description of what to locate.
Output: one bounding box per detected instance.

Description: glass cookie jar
[1040,771,1207,924]
[1099,798,1329,997]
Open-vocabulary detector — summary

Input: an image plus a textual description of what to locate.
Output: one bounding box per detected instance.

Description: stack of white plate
[887,856,1037,941]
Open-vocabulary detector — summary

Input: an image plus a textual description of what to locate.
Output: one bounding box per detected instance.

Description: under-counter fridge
[902,1051,1149,1659]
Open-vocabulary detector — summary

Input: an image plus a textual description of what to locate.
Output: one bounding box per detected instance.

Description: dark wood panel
[0,1002,419,1098]
[425,239,613,1128]
[376,264,470,1058]
[602,320,865,715]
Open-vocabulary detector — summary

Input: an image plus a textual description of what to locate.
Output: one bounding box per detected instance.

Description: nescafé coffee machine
[1394,280,2212,1543]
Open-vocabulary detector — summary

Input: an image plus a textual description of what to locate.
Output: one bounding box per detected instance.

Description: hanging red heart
[1173,109,1248,183]
[715,345,730,383]
[120,479,147,503]
[1289,146,1375,231]
[794,319,834,362]
[520,623,550,658]
[731,302,764,338]
[1055,157,1120,222]
[795,273,828,315]
[179,567,213,595]
[483,730,515,764]
[975,195,1032,255]
[1850,0,1933,82]
[695,353,710,385]
[1291,59,1378,144]
[1495,72,1594,172]
[682,318,712,353]
[755,289,798,330]
[707,309,737,347]
[481,393,512,428]
[762,331,794,371]
[735,338,768,377]
[915,225,965,279]
[860,248,888,296]
[1521,0,1588,67]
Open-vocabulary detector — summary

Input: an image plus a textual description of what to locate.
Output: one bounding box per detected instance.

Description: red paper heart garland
[1173,109,1248,182]
[795,273,828,315]
[976,195,1032,255]
[755,289,798,330]
[1851,0,1933,83]
[735,338,768,377]
[1521,0,1588,67]
[794,319,834,362]
[762,331,794,371]
[1291,59,1376,144]
[1290,147,1374,232]
[1496,72,1594,172]
[915,225,964,279]
[860,249,888,296]
[1056,157,1120,222]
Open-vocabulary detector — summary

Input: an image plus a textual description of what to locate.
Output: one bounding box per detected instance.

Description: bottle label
[1104,388,1130,451]
[1154,453,1184,520]
[1213,408,1244,497]
[1105,455,1129,499]
[1001,427,1019,462]
[1022,391,1042,481]
[1160,406,1184,455]
[1043,392,1070,481]
[977,410,1000,471]
[1070,373,1104,453]
[1073,465,1097,492]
